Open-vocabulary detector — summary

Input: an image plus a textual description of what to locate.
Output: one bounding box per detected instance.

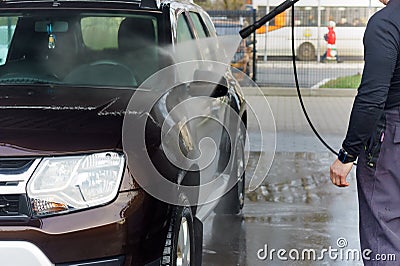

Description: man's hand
[330,159,353,187]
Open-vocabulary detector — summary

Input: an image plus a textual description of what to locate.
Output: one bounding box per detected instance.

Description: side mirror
[193,69,228,98]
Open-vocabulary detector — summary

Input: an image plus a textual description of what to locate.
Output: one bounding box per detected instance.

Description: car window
[81,16,158,51]
[177,15,194,42]
[0,17,18,65]
[0,12,162,87]
[175,13,204,62]
[81,17,125,50]
[201,13,217,37]
[189,12,207,38]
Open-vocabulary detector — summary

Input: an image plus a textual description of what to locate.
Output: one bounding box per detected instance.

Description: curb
[242,87,357,97]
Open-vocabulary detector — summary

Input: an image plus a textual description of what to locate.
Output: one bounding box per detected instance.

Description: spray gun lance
[239,0,300,39]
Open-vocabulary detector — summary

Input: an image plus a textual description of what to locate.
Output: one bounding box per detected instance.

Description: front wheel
[161,205,195,266]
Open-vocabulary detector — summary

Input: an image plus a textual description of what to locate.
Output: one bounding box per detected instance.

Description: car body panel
[0,191,170,264]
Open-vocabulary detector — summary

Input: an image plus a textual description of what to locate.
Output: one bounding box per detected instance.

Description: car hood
[0,85,135,157]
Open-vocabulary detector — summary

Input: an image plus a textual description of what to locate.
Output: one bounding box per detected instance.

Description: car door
[171,9,239,219]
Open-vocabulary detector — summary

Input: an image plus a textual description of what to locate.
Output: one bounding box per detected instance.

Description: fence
[207,6,381,88]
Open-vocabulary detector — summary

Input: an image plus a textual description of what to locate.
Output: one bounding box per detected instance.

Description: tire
[297,42,316,61]
[161,204,195,266]
[214,129,245,215]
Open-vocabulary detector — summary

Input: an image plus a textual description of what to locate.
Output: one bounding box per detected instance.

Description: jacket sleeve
[342,14,400,157]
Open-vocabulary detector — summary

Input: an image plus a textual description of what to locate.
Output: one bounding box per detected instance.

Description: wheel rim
[302,46,311,57]
[176,217,191,266]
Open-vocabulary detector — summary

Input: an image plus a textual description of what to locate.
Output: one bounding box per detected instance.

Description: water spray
[240,0,340,157]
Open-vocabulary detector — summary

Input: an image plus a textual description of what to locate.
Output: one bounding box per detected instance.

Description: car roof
[0,0,197,10]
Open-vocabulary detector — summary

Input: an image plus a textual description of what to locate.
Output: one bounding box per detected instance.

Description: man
[330,0,399,264]
[321,21,342,63]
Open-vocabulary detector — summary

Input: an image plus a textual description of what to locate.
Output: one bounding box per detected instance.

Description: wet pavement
[202,152,360,265]
[202,94,363,265]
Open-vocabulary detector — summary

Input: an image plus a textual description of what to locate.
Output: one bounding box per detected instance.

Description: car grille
[0,158,34,174]
[0,159,37,218]
[0,195,19,215]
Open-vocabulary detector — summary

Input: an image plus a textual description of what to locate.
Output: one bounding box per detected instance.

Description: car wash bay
[202,91,364,265]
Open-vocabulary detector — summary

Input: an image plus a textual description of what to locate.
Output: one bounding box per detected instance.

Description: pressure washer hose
[290,6,339,156]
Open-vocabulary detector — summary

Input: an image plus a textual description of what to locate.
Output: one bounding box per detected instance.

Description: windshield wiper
[0,77,61,84]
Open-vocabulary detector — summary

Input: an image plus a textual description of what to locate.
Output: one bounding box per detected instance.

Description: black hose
[290,6,338,156]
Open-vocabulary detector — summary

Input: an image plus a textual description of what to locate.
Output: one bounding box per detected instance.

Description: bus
[253,0,385,61]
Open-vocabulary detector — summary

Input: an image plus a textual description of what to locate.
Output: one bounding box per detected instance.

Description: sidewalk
[244,87,355,152]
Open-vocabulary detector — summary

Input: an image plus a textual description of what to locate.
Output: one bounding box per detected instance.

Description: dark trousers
[321,51,340,62]
[357,106,400,265]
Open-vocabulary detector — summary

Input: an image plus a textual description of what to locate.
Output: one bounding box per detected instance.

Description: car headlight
[27,152,125,217]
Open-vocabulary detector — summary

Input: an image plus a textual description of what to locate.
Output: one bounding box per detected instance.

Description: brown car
[0,0,246,265]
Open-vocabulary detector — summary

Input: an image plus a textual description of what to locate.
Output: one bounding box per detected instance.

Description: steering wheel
[64,60,137,87]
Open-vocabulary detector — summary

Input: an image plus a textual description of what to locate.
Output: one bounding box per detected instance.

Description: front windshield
[0,11,161,87]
